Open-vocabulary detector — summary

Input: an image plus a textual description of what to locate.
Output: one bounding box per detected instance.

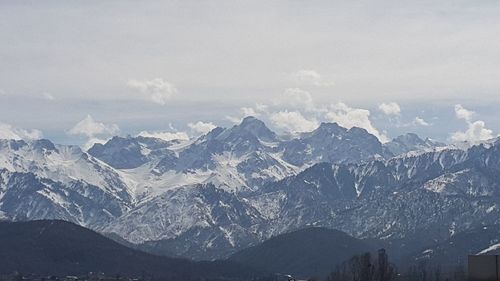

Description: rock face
[4,117,498,261]
[0,169,125,228]
[280,122,390,166]
[87,136,175,169]
[383,133,445,156]
[0,139,132,228]
[255,144,500,242]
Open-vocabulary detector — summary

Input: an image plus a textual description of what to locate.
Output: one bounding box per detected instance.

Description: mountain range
[1,116,499,263]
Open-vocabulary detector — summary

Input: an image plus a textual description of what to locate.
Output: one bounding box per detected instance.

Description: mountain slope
[229,227,376,278]
[0,220,263,279]
[253,142,500,242]
[0,169,127,228]
[0,139,134,209]
[107,187,264,260]
[410,224,500,268]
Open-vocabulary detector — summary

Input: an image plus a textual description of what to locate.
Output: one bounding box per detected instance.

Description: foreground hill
[0,220,263,279]
[229,227,376,278]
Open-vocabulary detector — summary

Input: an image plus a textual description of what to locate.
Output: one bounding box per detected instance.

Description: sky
[1,0,500,146]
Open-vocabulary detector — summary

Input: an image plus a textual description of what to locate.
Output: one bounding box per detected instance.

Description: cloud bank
[68,115,120,138]
[188,121,217,135]
[0,122,43,140]
[128,78,178,105]
[454,104,474,122]
[290,70,334,87]
[414,117,430,126]
[229,88,389,142]
[378,102,401,116]
[451,104,494,143]
[270,111,318,134]
[68,115,120,149]
[326,103,388,142]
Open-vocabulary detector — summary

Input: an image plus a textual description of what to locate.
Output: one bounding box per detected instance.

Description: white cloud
[451,104,494,143]
[68,115,120,138]
[270,110,318,134]
[82,137,111,151]
[325,102,388,142]
[454,104,474,121]
[138,130,189,141]
[0,123,22,140]
[290,70,334,87]
[42,92,55,100]
[127,78,177,105]
[0,122,43,140]
[414,117,430,126]
[0,89,6,96]
[188,121,216,135]
[226,105,268,123]
[281,88,316,111]
[451,120,493,143]
[254,103,269,113]
[227,91,386,143]
[378,102,401,116]
[241,107,260,117]
[225,115,242,124]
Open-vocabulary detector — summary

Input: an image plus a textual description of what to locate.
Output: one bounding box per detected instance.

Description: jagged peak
[30,138,58,152]
[302,122,345,139]
[390,133,448,149]
[90,135,173,150]
[346,126,372,135]
[0,138,58,153]
[197,126,224,142]
[231,116,277,141]
[0,138,28,148]
[315,122,344,132]
[240,116,262,125]
[88,136,135,150]
[392,132,424,143]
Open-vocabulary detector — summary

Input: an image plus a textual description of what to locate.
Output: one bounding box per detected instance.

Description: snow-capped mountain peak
[0,120,472,261]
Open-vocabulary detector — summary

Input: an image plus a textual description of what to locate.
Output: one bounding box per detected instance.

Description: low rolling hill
[0,220,263,279]
[229,227,377,278]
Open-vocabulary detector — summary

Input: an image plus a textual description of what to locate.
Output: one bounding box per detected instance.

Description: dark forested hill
[0,220,263,279]
[229,227,377,278]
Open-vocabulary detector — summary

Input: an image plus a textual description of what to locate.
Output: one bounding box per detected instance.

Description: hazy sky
[1,1,500,145]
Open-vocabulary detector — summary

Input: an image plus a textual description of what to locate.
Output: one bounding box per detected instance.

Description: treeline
[254,248,466,281]
[325,249,395,281]
[324,249,466,281]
